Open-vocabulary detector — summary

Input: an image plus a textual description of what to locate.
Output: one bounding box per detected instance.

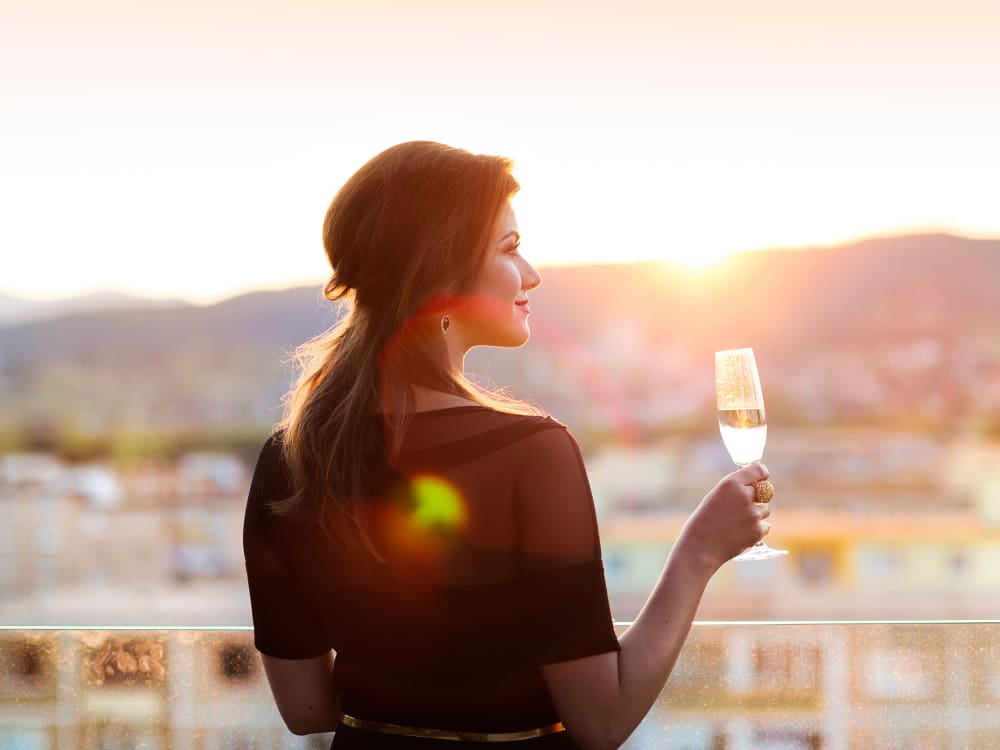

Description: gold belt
[340,713,566,742]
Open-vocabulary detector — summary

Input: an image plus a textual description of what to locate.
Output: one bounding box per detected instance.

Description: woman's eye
[507,243,521,255]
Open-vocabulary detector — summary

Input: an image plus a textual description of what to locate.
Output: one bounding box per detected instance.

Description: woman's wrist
[670,527,726,581]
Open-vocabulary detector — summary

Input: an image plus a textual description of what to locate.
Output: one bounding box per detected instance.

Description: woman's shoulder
[424,403,569,438]
[255,428,286,465]
[248,430,294,499]
[391,406,572,472]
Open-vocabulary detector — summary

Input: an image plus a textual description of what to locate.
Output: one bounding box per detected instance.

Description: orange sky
[3,0,999,303]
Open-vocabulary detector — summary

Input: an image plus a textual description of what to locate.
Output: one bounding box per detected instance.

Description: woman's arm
[260,650,343,735]
[244,436,343,735]
[541,462,771,750]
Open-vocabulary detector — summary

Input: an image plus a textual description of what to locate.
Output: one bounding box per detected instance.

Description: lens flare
[374,471,468,573]
[409,474,466,531]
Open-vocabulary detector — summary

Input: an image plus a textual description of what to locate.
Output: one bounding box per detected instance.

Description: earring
[440,314,450,334]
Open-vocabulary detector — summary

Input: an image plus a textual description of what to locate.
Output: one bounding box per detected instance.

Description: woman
[242,141,772,749]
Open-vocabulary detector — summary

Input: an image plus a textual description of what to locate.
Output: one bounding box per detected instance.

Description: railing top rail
[4,619,1000,631]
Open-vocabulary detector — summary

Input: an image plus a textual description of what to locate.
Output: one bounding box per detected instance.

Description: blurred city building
[1,428,998,625]
[593,429,1000,620]
[0,452,247,625]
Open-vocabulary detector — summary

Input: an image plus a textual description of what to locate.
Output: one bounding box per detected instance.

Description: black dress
[242,405,621,748]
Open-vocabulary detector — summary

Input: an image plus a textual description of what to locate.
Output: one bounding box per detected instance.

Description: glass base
[733,541,789,561]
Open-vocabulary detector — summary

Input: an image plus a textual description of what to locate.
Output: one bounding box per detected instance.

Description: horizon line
[3,228,996,307]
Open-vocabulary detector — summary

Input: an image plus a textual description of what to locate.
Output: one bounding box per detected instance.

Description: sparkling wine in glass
[715,347,788,561]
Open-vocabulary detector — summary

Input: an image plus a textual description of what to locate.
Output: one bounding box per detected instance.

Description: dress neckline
[373,404,490,418]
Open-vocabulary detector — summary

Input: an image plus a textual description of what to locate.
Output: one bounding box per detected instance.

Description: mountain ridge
[1,233,995,362]
[1,232,995,438]
[0,290,191,329]
[3,231,992,328]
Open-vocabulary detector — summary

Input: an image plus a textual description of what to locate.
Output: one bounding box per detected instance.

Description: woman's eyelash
[508,243,521,254]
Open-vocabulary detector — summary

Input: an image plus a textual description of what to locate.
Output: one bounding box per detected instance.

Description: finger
[739,463,769,484]
[760,520,771,537]
[757,503,771,520]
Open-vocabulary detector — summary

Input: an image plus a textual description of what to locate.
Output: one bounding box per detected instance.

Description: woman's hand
[674,463,772,575]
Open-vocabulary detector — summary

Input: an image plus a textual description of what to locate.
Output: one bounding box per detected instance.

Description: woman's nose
[523,261,541,291]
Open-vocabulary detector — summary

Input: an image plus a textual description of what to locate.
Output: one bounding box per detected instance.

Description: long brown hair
[269,141,540,554]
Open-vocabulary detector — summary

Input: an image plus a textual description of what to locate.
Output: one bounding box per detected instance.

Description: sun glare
[668,245,733,269]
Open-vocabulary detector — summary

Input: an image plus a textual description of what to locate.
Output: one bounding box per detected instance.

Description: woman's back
[243,405,620,738]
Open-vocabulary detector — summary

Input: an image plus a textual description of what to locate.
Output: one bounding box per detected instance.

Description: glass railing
[3,622,1000,749]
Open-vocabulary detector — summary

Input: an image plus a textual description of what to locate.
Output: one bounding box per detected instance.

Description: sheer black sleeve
[514,424,621,665]
[242,435,333,659]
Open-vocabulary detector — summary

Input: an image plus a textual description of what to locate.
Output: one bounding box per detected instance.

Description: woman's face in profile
[457,201,541,349]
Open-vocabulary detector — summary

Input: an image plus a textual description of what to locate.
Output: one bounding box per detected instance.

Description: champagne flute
[715,347,788,561]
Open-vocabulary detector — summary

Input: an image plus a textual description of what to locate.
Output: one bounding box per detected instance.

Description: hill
[0,290,189,329]
[0,233,996,443]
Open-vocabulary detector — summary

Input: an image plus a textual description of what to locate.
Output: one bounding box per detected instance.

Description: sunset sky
[3,0,998,304]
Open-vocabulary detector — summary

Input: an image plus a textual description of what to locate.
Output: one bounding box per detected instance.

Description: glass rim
[715,346,755,357]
